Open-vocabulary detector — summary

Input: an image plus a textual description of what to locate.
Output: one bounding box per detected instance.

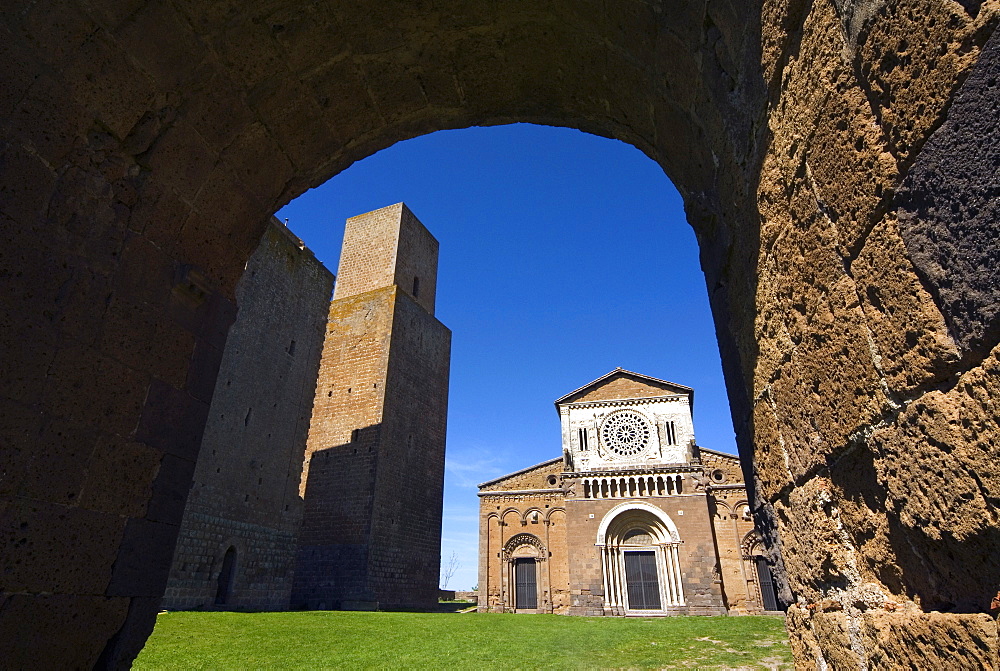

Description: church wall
[563,493,728,616]
[708,486,761,613]
[479,459,563,492]
[162,219,334,611]
[547,508,570,613]
[570,377,682,403]
[478,490,566,613]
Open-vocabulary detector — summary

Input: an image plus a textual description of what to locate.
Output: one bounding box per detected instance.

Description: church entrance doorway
[624,551,661,610]
[514,559,538,610]
[754,557,779,612]
[598,502,684,615]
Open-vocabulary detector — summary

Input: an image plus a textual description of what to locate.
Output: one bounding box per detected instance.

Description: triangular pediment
[555,368,692,406]
[479,457,564,491]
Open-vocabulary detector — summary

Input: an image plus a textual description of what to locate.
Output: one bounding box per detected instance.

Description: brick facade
[479,370,777,616]
[292,203,451,611]
[162,218,334,610]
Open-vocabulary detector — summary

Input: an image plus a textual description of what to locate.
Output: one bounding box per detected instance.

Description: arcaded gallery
[478,369,780,616]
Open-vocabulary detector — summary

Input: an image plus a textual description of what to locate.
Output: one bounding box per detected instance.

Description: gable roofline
[553,367,694,410]
[477,456,563,489]
[698,446,742,462]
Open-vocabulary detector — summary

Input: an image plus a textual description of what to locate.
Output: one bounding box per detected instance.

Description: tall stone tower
[292,203,451,610]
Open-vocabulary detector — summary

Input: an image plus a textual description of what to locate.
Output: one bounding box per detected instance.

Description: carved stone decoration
[600,410,653,457]
[691,473,711,491]
[501,533,547,562]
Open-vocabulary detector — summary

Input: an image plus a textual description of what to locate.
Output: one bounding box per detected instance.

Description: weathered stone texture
[293,205,450,611]
[3,0,1000,667]
[162,219,333,611]
[755,0,1000,667]
[896,26,1000,359]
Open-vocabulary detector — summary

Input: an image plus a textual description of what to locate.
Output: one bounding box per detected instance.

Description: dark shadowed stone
[105,518,180,597]
[896,29,1000,359]
[134,379,210,461]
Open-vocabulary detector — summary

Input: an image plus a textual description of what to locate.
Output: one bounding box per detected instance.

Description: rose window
[600,410,652,457]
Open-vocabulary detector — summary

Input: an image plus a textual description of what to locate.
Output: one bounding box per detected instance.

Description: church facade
[478,369,780,616]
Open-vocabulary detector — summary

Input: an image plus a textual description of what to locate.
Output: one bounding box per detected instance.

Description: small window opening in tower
[412,276,420,297]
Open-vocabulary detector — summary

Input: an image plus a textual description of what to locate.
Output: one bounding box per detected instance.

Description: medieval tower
[291,203,452,610]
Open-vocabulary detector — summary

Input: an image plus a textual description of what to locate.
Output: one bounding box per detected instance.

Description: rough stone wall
[747,2,1000,668]
[479,458,564,492]
[293,205,450,611]
[2,0,1000,667]
[478,491,569,613]
[161,219,333,611]
[563,495,728,616]
[700,448,744,483]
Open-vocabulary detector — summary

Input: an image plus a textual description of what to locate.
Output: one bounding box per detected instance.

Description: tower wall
[162,219,334,611]
[334,202,438,315]
[293,204,450,610]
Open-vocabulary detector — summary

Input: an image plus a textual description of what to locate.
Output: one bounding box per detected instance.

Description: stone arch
[597,502,685,613]
[741,530,763,558]
[596,501,681,545]
[544,507,566,523]
[501,533,547,562]
[2,1,1000,668]
[521,507,545,524]
[711,498,734,519]
[500,508,523,525]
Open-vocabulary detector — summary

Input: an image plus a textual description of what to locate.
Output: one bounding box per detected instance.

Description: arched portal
[2,1,1000,668]
[2,4,764,665]
[501,533,548,613]
[741,532,779,613]
[597,502,684,616]
[214,547,238,607]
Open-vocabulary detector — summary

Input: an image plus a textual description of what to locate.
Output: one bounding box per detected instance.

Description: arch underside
[2,1,1000,668]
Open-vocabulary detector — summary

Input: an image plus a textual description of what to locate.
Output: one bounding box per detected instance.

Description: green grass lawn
[134,611,792,670]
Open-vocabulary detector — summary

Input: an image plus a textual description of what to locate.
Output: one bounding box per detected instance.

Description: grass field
[134,611,792,670]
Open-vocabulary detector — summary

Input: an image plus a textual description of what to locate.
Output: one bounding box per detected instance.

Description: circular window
[547,475,558,486]
[600,410,652,457]
[711,469,726,483]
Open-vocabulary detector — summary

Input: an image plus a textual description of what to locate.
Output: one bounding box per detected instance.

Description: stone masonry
[479,370,770,617]
[3,2,1000,667]
[292,203,451,611]
[161,218,333,611]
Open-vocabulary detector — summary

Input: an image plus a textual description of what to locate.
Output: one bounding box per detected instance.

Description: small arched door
[214,546,237,606]
[742,533,782,612]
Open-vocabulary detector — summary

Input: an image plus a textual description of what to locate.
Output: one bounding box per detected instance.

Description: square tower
[334,202,438,315]
[292,204,451,610]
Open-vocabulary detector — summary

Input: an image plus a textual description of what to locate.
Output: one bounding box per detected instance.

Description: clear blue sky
[277,123,735,591]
